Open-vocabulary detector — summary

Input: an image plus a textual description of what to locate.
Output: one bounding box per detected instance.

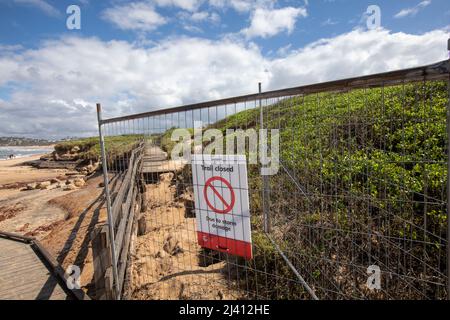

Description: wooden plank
[91,225,111,300]
[118,186,137,293]
[111,150,136,225]
[0,237,73,300]
[115,185,137,256]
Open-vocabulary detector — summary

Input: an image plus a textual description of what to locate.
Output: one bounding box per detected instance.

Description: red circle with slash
[203,176,236,214]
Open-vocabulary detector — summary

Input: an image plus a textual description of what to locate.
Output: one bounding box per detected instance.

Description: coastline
[0,153,62,186]
[0,145,54,161]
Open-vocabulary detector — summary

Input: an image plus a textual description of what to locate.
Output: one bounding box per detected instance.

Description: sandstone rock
[71,146,80,153]
[73,178,85,188]
[26,183,37,190]
[47,183,59,190]
[85,162,100,174]
[52,151,60,161]
[50,178,60,184]
[59,153,75,161]
[137,216,147,236]
[38,181,51,190]
[156,250,167,259]
[163,233,183,256]
[40,153,53,161]
[160,172,174,183]
[64,184,78,191]
[65,172,81,176]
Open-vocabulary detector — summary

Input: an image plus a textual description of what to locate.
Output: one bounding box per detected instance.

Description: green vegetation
[55,134,145,162]
[160,127,194,156]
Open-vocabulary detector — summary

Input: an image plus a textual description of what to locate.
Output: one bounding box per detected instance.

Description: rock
[40,153,53,161]
[26,183,37,190]
[50,178,60,184]
[85,162,100,174]
[163,234,183,256]
[155,250,167,259]
[52,151,60,161]
[37,181,51,190]
[160,172,174,183]
[65,172,81,176]
[47,183,59,190]
[73,178,85,188]
[71,146,80,153]
[59,153,76,161]
[137,217,147,236]
[64,184,78,191]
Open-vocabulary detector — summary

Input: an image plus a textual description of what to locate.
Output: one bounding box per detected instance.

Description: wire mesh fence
[97,60,450,300]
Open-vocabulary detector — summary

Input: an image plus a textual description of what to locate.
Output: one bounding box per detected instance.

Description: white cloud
[14,0,60,17]
[394,0,431,18]
[0,28,448,138]
[179,10,221,23]
[209,0,275,12]
[242,7,307,38]
[269,28,446,88]
[102,2,167,32]
[152,0,204,11]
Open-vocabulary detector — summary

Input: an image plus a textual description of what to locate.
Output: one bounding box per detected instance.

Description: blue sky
[1,0,449,52]
[0,0,449,138]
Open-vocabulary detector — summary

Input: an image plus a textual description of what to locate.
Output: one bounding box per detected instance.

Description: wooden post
[91,224,115,300]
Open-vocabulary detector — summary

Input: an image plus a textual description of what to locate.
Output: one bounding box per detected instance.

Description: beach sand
[0,153,66,186]
[0,153,104,296]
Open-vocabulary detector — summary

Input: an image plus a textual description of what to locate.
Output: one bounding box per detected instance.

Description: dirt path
[130,172,243,300]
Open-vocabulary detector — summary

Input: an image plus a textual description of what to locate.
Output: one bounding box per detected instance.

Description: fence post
[259,83,271,233]
[96,103,121,300]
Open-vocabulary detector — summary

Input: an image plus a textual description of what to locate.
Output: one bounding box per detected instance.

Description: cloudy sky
[0,0,449,139]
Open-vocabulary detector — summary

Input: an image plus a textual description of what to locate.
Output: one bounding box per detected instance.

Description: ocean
[0,146,53,160]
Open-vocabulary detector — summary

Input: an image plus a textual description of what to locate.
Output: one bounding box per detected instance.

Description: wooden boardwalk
[0,232,87,300]
[141,145,186,173]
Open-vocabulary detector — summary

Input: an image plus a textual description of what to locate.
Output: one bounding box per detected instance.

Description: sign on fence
[192,154,252,260]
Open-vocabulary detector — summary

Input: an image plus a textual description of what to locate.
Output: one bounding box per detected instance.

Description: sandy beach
[0,152,106,295]
[0,152,66,186]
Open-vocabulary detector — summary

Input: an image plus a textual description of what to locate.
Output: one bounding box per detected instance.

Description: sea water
[0,146,53,160]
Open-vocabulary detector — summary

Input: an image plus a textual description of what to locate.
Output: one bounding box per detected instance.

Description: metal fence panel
[97,60,450,300]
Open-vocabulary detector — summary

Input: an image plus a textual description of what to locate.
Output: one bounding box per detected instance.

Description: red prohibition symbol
[203,176,236,214]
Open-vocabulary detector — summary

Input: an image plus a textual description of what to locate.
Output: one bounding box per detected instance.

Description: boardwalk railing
[91,141,146,299]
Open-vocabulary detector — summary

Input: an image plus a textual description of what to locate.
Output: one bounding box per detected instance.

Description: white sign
[191,154,252,259]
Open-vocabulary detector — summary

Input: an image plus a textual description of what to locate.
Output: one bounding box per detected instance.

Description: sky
[0,0,449,139]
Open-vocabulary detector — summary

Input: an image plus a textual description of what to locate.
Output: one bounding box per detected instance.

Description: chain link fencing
[97,60,450,300]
